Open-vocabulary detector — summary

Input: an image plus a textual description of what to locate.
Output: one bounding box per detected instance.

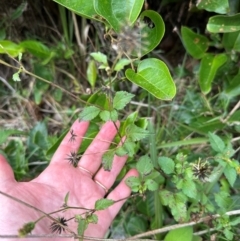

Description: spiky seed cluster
[50,217,68,234]
[192,159,211,182]
[65,151,80,167]
[111,20,149,57]
[69,129,77,143]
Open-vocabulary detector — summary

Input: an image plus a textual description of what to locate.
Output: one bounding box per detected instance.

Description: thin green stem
[148,121,163,239]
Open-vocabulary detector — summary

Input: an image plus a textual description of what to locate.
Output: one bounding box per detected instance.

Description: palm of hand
[0,120,137,240]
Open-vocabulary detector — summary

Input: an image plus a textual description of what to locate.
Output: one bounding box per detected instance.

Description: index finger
[50,120,89,165]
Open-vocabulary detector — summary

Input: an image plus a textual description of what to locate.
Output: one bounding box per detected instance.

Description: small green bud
[18,222,35,237]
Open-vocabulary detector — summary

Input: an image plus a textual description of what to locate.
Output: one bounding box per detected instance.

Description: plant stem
[148,121,163,239]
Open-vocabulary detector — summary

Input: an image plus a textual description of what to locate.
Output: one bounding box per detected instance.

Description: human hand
[0,120,138,240]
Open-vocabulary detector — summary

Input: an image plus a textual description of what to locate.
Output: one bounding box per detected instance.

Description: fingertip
[0,154,15,182]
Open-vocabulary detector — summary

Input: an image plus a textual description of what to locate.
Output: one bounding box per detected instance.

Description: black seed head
[192,159,211,182]
[50,217,68,234]
[65,151,79,167]
[69,129,77,143]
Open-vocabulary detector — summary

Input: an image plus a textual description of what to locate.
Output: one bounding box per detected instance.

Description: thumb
[0,154,15,183]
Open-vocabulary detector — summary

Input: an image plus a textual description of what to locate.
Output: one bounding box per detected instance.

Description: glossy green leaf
[79,106,100,120]
[113,91,134,110]
[53,0,98,20]
[164,227,193,241]
[199,53,227,94]
[224,72,240,97]
[136,155,154,176]
[126,58,176,100]
[87,60,97,88]
[222,31,240,51]
[95,198,115,210]
[137,10,165,57]
[19,40,52,59]
[0,40,23,57]
[208,132,225,153]
[207,13,240,33]
[181,26,209,59]
[197,0,229,14]
[94,0,144,32]
[158,157,175,174]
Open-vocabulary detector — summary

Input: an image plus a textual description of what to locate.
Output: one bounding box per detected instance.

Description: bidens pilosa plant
[0,0,240,240]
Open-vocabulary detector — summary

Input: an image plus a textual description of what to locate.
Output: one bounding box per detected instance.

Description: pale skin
[0,120,138,241]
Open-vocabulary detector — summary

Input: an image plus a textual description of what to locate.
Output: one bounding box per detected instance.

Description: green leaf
[125,176,140,192]
[137,10,165,57]
[224,71,240,97]
[181,26,209,59]
[197,0,229,14]
[214,191,232,210]
[95,198,115,210]
[0,129,25,145]
[224,164,237,187]
[87,60,97,88]
[94,0,144,32]
[86,214,98,224]
[222,31,240,52]
[90,52,108,65]
[126,58,176,100]
[125,215,147,236]
[102,150,115,171]
[199,53,227,94]
[164,227,193,241]
[208,132,225,153]
[158,157,175,174]
[114,58,131,71]
[53,0,98,20]
[136,155,154,176]
[160,192,188,222]
[127,124,149,141]
[28,122,49,150]
[121,139,136,157]
[115,146,128,156]
[64,192,70,205]
[76,215,88,236]
[79,106,100,121]
[0,40,23,57]
[12,72,21,81]
[19,40,52,59]
[145,179,158,191]
[99,110,118,122]
[9,2,27,21]
[207,13,240,33]
[113,91,134,110]
[181,179,197,199]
